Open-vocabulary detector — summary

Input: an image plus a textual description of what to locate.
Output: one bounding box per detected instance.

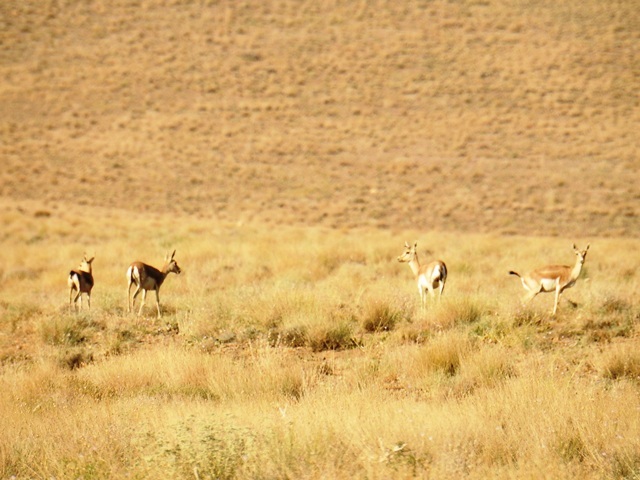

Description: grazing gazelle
[68,254,95,313]
[126,250,181,318]
[397,241,448,313]
[509,243,590,315]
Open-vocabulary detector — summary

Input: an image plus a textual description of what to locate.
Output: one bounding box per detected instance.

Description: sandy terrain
[1,0,638,236]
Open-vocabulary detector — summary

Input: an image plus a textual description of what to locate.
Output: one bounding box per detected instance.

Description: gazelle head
[164,250,182,275]
[397,241,418,264]
[78,254,95,273]
[572,243,590,266]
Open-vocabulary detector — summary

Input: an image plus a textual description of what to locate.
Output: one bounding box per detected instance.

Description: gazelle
[397,241,447,313]
[509,243,590,315]
[68,254,95,313]
[126,250,181,318]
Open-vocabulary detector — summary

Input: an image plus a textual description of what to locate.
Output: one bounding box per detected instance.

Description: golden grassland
[1,0,640,478]
[1,202,640,479]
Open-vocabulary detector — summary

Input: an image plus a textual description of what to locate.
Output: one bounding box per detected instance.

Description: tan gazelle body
[397,241,447,313]
[68,254,95,312]
[126,250,181,318]
[509,243,590,315]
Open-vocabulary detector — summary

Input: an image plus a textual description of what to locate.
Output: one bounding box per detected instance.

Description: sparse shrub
[398,324,431,344]
[418,333,471,376]
[583,315,634,343]
[360,300,402,333]
[512,307,546,327]
[470,317,509,342]
[599,295,632,315]
[280,370,305,400]
[268,324,308,347]
[436,298,484,328]
[107,328,140,356]
[308,322,357,352]
[59,348,94,370]
[40,315,94,346]
[600,346,640,380]
[459,346,516,391]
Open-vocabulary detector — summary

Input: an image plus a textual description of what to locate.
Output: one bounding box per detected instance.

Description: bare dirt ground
[1,0,638,237]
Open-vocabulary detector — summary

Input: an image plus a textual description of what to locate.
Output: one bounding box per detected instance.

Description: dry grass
[0,205,639,478]
[1,0,640,477]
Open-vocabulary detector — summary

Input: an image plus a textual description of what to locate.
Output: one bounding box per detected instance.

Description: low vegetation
[1,0,638,477]
[0,206,639,479]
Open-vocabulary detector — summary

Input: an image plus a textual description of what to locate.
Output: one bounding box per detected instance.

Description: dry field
[1,0,640,478]
[1,206,640,479]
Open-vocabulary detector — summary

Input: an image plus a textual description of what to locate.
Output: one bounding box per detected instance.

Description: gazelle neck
[571,256,585,281]
[408,253,421,277]
[156,266,170,285]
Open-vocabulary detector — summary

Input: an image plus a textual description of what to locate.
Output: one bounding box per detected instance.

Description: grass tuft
[308,322,358,352]
[59,348,94,370]
[600,346,640,380]
[268,324,308,348]
[39,315,99,346]
[418,333,472,377]
[436,297,485,328]
[512,307,547,327]
[599,295,632,315]
[360,299,402,333]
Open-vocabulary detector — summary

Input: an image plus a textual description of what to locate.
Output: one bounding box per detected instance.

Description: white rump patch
[431,265,442,281]
[539,278,559,292]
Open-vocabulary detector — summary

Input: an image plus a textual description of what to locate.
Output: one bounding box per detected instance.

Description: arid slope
[1,0,638,236]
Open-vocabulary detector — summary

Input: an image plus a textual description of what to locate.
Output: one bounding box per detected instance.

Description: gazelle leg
[69,287,75,313]
[131,286,141,313]
[155,290,161,318]
[138,289,147,316]
[73,290,81,311]
[553,284,561,316]
[523,289,539,305]
[426,286,435,310]
[127,283,133,312]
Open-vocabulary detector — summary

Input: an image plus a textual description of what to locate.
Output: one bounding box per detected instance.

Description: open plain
[1,0,639,478]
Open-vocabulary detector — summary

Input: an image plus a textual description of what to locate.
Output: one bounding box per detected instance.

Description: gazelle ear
[585,244,590,251]
[404,241,410,248]
[413,241,418,249]
[572,243,577,251]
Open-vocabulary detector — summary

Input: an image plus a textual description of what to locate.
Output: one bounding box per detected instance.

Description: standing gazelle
[397,241,448,313]
[68,254,95,313]
[509,243,590,315]
[127,250,181,318]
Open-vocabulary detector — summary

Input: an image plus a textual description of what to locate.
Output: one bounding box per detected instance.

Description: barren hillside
[1,0,638,236]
